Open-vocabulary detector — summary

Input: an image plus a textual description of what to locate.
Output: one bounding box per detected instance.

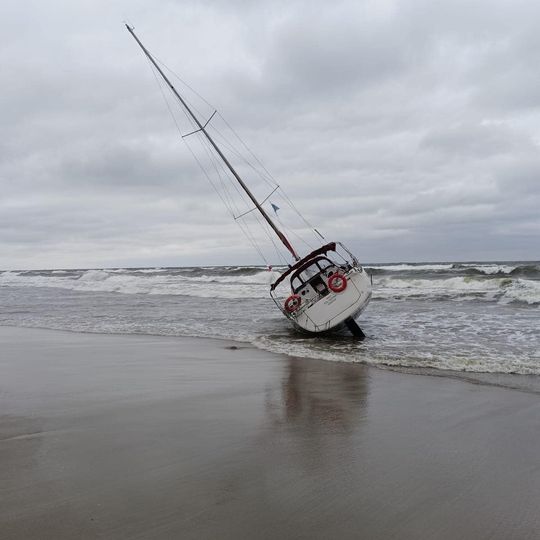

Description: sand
[1,326,540,539]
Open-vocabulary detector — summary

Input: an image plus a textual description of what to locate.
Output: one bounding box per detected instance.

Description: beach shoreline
[2,321,540,395]
[1,325,540,539]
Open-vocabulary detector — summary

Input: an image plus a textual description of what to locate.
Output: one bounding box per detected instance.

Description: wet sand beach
[1,326,540,539]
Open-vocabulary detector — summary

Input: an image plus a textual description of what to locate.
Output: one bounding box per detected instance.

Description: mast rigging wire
[138,37,314,264]
[149,61,284,265]
[152,52,325,245]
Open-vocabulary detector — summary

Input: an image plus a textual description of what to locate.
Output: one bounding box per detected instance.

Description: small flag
[271,203,280,214]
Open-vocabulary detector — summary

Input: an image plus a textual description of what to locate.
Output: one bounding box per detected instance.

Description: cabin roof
[270,242,337,291]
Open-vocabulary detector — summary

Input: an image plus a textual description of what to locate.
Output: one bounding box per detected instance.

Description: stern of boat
[291,267,371,333]
[270,242,372,334]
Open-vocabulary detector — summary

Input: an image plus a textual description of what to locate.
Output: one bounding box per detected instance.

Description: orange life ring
[284,294,302,313]
[328,273,347,293]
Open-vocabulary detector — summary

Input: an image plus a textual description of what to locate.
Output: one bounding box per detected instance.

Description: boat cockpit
[290,256,350,302]
[269,241,364,316]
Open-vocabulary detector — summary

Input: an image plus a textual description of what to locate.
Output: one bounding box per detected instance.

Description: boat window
[317,259,333,271]
[301,266,318,281]
[291,259,333,292]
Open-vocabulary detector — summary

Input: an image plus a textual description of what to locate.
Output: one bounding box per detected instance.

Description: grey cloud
[420,122,532,159]
[1,0,539,269]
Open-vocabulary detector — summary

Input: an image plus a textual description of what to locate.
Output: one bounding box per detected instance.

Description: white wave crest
[369,262,532,275]
[459,263,518,274]
[254,336,540,375]
[369,263,454,272]
[0,269,274,299]
[499,278,540,305]
[375,276,540,304]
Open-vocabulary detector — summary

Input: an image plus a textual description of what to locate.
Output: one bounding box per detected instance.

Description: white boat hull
[290,267,371,333]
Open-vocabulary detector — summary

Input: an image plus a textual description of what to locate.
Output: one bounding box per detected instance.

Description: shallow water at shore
[1,261,539,378]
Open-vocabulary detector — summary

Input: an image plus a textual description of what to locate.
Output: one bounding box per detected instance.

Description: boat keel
[345,318,365,340]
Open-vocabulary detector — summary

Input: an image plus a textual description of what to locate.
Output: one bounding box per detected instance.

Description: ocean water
[1,261,539,379]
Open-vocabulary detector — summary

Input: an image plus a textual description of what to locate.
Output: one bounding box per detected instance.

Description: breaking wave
[376,276,540,305]
[253,336,540,376]
[0,268,280,299]
[1,264,539,305]
[368,261,540,278]
[368,263,455,272]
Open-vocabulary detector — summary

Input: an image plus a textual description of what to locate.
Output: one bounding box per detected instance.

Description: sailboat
[126,25,372,338]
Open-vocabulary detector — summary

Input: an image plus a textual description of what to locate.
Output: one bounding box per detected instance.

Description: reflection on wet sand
[4,328,540,539]
[267,356,371,434]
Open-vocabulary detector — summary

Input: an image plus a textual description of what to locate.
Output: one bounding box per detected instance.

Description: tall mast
[125,24,300,262]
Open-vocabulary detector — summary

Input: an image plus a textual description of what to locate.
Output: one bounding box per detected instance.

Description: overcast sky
[1,0,539,269]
